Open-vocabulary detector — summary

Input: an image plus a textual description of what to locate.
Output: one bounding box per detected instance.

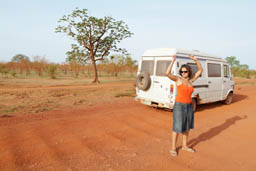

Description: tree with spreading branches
[55,8,133,83]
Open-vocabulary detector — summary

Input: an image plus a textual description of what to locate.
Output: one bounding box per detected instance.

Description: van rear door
[151,59,174,104]
[137,57,155,101]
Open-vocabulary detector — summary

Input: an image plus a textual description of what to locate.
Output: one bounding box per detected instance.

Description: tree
[20,59,31,75]
[125,55,137,76]
[55,8,133,83]
[11,54,31,75]
[69,59,82,78]
[109,54,126,77]
[0,63,9,78]
[11,54,30,63]
[239,64,249,70]
[46,64,58,79]
[225,56,240,68]
[32,56,47,76]
[59,62,70,75]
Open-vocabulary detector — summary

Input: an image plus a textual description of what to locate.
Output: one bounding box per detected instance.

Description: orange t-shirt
[175,82,194,104]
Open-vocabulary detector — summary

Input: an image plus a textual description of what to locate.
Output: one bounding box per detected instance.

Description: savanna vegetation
[1,55,256,80]
[0,54,138,80]
[225,56,256,78]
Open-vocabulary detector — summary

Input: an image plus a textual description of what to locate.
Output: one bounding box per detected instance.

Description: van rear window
[141,60,154,75]
[156,61,171,76]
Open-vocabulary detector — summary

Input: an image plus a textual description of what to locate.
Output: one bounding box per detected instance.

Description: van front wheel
[192,98,197,112]
[224,92,233,105]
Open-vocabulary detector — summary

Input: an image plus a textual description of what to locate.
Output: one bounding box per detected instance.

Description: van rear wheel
[192,98,197,112]
[224,92,233,105]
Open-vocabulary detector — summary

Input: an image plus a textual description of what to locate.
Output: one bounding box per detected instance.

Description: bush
[46,64,57,79]
[10,70,17,77]
[231,67,256,79]
[0,64,9,77]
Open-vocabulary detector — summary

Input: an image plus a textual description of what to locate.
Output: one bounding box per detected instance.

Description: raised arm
[189,55,203,82]
[165,55,178,81]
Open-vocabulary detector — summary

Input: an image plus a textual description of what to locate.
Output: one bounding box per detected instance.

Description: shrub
[46,64,57,79]
[0,64,9,77]
[10,70,17,77]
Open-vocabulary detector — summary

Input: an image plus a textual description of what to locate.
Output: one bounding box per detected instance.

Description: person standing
[165,54,203,156]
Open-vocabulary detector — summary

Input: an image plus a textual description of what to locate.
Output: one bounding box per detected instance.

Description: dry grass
[1,77,255,116]
[0,77,136,116]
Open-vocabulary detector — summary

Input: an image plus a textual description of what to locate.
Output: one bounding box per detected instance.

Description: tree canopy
[225,56,240,68]
[11,54,30,63]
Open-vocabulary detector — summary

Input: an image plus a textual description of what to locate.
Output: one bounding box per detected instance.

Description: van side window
[187,63,201,77]
[208,63,221,77]
[141,60,154,75]
[223,65,230,78]
[156,60,171,76]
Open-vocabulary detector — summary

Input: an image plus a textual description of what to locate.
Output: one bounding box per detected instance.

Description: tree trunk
[89,43,100,83]
[92,60,100,83]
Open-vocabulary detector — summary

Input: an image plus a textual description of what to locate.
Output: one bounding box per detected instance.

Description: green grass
[0,106,17,115]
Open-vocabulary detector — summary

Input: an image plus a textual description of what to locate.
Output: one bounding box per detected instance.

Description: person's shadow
[188,115,247,148]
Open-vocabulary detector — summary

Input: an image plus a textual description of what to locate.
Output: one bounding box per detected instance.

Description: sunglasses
[181,71,188,74]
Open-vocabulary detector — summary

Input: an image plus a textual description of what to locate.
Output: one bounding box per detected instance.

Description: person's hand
[189,55,197,61]
[172,54,176,61]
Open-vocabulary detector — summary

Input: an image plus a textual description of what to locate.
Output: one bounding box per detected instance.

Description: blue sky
[1,0,255,69]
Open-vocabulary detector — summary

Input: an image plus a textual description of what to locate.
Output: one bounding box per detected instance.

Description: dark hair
[179,64,192,79]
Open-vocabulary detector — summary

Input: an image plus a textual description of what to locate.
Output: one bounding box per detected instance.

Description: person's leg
[182,131,195,152]
[182,131,189,148]
[170,131,179,156]
[172,131,179,150]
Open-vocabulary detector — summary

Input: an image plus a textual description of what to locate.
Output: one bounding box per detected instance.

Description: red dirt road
[0,85,256,171]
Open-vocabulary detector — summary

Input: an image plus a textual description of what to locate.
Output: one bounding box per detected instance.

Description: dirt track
[0,84,256,171]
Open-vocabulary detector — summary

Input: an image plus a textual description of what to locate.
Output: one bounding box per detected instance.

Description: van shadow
[187,115,247,148]
[232,93,248,103]
[196,93,247,112]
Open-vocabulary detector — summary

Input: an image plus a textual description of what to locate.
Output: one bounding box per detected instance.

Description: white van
[135,48,235,111]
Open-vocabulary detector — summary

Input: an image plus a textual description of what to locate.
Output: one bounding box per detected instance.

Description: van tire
[192,98,197,112]
[136,72,151,91]
[224,92,233,105]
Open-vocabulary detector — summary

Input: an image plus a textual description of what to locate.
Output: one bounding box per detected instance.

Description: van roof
[142,48,226,62]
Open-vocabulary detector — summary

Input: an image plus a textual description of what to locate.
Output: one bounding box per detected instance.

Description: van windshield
[141,60,154,75]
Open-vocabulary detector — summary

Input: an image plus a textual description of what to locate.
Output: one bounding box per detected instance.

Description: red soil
[0,84,255,171]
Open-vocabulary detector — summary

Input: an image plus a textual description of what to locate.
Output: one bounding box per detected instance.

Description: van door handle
[208,81,211,84]
[154,81,159,83]
[224,80,226,83]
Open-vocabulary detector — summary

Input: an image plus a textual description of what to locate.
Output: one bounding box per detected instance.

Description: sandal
[182,147,196,153]
[170,149,178,157]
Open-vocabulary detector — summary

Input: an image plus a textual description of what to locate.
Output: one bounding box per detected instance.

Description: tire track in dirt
[0,129,20,171]
[0,123,67,171]
[30,118,112,171]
